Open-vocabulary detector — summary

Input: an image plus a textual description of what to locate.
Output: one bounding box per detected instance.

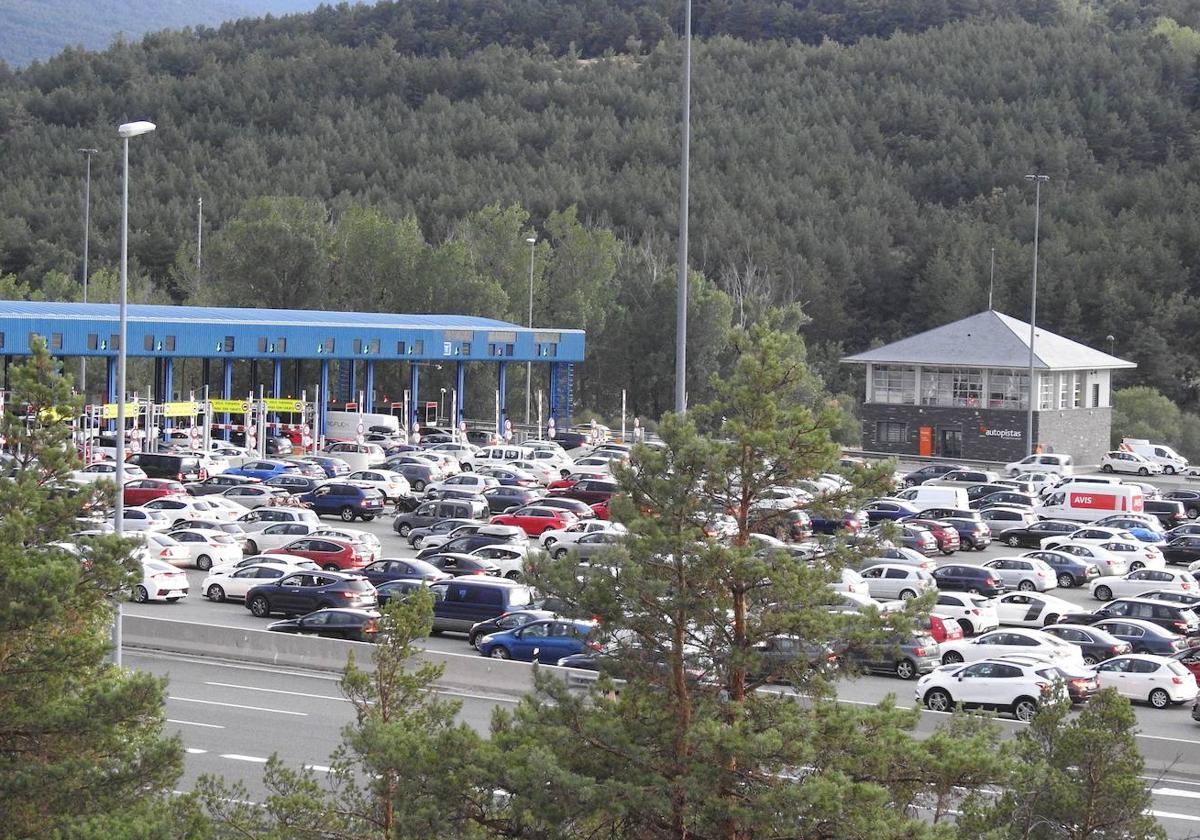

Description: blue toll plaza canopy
[0,300,584,434]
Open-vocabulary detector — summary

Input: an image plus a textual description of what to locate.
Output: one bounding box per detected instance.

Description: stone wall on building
[1035,408,1112,465]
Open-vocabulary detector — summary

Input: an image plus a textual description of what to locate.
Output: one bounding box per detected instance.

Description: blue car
[862,499,923,524]
[224,459,303,481]
[477,618,598,663]
[300,482,387,522]
[301,455,351,478]
[360,557,449,586]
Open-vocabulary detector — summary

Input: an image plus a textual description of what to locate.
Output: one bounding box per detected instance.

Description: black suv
[245,570,377,618]
[415,525,527,560]
[1143,499,1188,528]
[930,564,1007,596]
[1058,597,1200,637]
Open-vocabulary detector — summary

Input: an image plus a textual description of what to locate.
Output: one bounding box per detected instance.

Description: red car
[123,478,188,507]
[548,478,618,506]
[904,518,961,555]
[590,499,610,520]
[546,471,607,491]
[1171,647,1200,681]
[489,505,577,536]
[922,614,965,644]
[267,537,367,572]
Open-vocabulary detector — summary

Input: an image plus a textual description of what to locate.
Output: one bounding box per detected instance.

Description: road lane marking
[185,748,208,755]
[220,754,269,763]
[1143,775,1200,787]
[434,688,521,703]
[204,681,349,702]
[167,718,225,729]
[1153,787,1200,801]
[169,696,307,716]
[305,764,333,773]
[1137,734,1200,746]
[1149,809,1200,823]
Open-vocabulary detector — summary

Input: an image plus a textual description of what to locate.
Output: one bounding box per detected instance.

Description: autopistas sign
[979,425,1022,439]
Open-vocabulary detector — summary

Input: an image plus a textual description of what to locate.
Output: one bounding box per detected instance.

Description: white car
[221,485,294,509]
[236,506,321,533]
[1100,450,1163,476]
[425,473,500,498]
[121,506,173,532]
[312,526,381,563]
[991,592,1077,627]
[1093,653,1199,708]
[1013,471,1060,492]
[980,557,1058,592]
[938,628,1085,666]
[524,447,575,477]
[1096,540,1165,572]
[858,564,936,601]
[541,519,627,549]
[345,469,412,501]
[202,562,296,603]
[571,456,616,474]
[1038,541,1127,577]
[1090,568,1198,601]
[70,461,147,483]
[166,527,243,571]
[132,558,189,603]
[205,495,252,520]
[1041,526,1141,550]
[142,495,235,525]
[916,657,1067,721]
[506,459,558,485]
[133,531,193,566]
[209,553,320,577]
[1005,453,1074,477]
[240,522,322,554]
[469,544,527,580]
[932,592,1000,636]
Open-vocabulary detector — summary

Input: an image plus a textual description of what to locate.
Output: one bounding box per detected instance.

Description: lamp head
[526,237,536,244]
[78,147,99,155]
[118,121,157,138]
[1024,173,1050,183]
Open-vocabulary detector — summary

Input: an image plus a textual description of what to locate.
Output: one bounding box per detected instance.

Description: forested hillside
[0,0,328,67]
[1,0,1200,418]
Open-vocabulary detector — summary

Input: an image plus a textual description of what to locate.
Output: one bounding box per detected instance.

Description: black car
[481,485,544,514]
[1160,536,1200,566]
[995,520,1079,549]
[415,526,526,560]
[972,491,1037,510]
[360,557,449,585]
[424,553,501,577]
[1163,490,1200,520]
[941,517,991,551]
[1057,597,1200,637]
[1019,549,1100,588]
[964,483,1016,503]
[1040,623,1133,665]
[808,509,869,535]
[1091,618,1192,656]
[902,464,964,488]
[930,564,1007,596]
[406,517,485,549]
[1143,499,1188,528]
[537,496,597,521]
[467,608,557,647]
[185,474,261,496]
[245,570,377,618]
[1167,523,1200,539]
[376,579,428,606]
[1138,589,1200,607]
[278,458,329,480]
[267,608,381,641]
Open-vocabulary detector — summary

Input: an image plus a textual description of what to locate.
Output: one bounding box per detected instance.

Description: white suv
[916,657,1066,721]
[1100,451,1163,476]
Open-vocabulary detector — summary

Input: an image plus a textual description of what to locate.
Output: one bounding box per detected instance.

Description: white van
[474,444,535,470]
[1004,453,1074,477]
[322,441,387,471]
[1121,439,1189,475]
[894,486,970,510]
[1035,485,1144,522]
[324,411,400,442]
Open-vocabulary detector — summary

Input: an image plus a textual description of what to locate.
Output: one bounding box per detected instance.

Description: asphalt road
[120,477,1200,836]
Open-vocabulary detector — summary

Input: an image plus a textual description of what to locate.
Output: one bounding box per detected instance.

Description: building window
[258,337,269,353]
[1073,374,1082,408]
[397,340,406,355]
[223,336,235,353]
[876,421,907,444]
[369,338,380,355]
[275,337,285,353]
[1039,374,1054,410]
[413,340,424,355]
[920,367,981,407]
[1092,382,1100,407]
[871,365,915,404]
[144,335,156,351]
[87,334,98,351]
[1058,374,1070,409]
[165,336,176,351]
[461,342,471,356]
[110,334,120,351]
[51,333,63,350]
[987,369,1028,409]
[353,339,363,354]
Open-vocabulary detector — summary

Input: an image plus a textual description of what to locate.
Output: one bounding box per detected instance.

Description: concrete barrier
[122,615,539,697]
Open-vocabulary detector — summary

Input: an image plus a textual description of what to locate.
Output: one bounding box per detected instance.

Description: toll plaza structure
[0,300,584,441]
[841,310,1134,464]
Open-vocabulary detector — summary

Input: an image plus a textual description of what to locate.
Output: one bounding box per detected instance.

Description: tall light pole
[115,120,156,539]
[439,388,447,426]
[1024,173,1049,457]
[524,235,536,426]
[674,0,692,415]
[78,148,99,393]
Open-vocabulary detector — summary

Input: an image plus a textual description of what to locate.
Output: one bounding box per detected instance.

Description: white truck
[324,411,400,442]
[1121,438,1189,475]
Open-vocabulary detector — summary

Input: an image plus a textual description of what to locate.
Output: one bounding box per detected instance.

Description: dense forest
[2,0,1200,422]
[0,0,328,67]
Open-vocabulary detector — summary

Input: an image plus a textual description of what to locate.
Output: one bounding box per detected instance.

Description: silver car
[551,530,624,562]
[980,556,1058,592]
[859,564,936,600]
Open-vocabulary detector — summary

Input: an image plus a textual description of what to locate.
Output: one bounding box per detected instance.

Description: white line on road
[220,754,269,764]
[304,764,333,773]
[435,688,521,703]
[1137,734,1200,746]
[169,696,307,716]
[204,681,349,703]
[167,718,226,729]
[1154,788,1200,801]
[185,748,208,755]
[1149,809,1200,823]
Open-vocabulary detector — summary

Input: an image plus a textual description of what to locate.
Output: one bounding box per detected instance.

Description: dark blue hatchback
[930,564,1007,596]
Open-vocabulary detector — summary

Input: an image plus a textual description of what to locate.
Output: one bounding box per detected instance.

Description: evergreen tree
[0,338,189,837]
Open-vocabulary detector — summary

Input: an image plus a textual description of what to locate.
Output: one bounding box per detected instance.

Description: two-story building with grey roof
[841,310,1135,464]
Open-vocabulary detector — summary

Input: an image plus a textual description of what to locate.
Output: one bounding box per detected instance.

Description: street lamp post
[525,236,536,427]
[674,0,692,415]
[78,148,99,393]
[439,388,447,426]
[115,120,156,540]
[1024,173,1049,457]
